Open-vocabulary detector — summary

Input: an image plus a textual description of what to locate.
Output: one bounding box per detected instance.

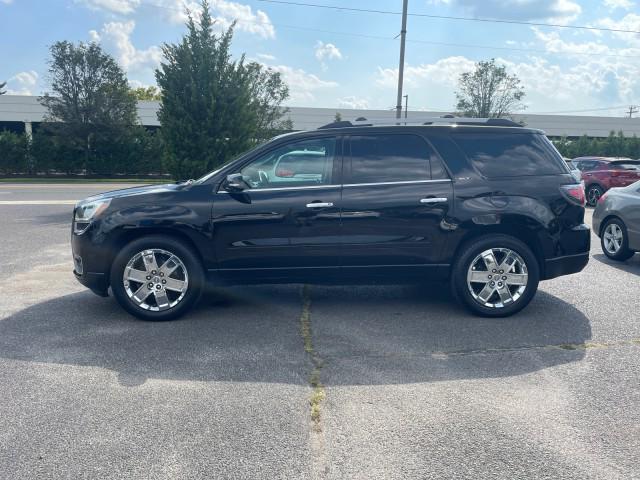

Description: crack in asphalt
[320,338,640,360]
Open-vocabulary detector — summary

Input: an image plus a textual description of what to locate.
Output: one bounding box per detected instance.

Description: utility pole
[627,105,638,118]
[395,0,409,120]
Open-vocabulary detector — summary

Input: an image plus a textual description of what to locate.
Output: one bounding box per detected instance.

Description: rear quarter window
[453,133,565,178]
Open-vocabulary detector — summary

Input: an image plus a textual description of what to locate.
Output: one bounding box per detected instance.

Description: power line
[255,0,640,35]
[135,1,640,60]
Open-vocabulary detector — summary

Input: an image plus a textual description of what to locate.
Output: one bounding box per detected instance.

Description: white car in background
[565,158,583,184]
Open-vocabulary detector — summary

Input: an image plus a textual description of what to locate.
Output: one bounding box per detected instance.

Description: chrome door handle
[420,197,448,204]
[306,202,334,208]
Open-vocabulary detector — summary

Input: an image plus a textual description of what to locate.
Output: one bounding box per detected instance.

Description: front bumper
[73,269,109,297]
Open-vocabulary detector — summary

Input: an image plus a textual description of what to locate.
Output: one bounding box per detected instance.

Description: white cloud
[159,0,275,38]
[338,96,370,109]
[597,14,640,47]
[76,0,140,14]
[256,53,276,61]
[442,0,581,24]
[99,21,162,72]
[603,0,634,10]
[6,70,39,95]
[375,56,476,89]
[314,41,342,61]
[373,49,640,113]
[1,0,14,4]
[265,64,337,104]
[89,29,101,43]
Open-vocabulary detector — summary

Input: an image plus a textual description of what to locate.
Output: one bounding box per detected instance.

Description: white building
[2,94,640,138]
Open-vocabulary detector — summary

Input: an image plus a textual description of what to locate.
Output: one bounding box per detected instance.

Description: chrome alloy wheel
[122,249,189,311]
[603,223,623,255]
[467,248,529,309]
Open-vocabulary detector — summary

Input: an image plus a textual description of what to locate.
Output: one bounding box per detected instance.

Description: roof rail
[317,116,523,129]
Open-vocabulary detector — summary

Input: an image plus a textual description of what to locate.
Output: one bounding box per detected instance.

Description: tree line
[553,131,640,159]
[0,0,291,179]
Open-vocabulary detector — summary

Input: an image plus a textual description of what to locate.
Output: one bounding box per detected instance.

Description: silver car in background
[593,180,640,261]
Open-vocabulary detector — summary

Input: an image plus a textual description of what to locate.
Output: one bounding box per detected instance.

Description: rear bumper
[543,252,589,280]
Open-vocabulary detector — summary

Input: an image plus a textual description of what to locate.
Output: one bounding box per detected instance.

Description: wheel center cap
[153,276,160,283]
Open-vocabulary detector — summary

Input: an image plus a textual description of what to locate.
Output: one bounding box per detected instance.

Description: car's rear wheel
[452,235,540,317]
[586,184,604,206]
[110,235,204,321]
[601,218,635,261]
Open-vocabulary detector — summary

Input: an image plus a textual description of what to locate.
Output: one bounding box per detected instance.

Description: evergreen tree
[155,0,290,180]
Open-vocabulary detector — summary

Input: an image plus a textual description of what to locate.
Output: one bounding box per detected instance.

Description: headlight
[73,198,111,234]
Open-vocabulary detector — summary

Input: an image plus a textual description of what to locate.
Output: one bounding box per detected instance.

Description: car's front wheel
[110,235,204,321]
[451,235,540,317]
[601,218,635,261]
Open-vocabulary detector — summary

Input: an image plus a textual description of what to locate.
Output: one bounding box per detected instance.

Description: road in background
[1,184,639,479]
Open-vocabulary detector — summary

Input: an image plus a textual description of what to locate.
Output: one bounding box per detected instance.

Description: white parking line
[0,200,78,205]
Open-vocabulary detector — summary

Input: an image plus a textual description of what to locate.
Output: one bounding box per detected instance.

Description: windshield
[194,140,270,184]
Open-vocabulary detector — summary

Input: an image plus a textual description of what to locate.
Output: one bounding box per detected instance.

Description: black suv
[71,118,590,320]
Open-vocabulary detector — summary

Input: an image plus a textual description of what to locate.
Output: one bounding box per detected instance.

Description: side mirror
[225,173,251,192]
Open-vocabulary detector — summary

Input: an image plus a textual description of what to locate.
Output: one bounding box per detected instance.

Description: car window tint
[239,137,336,189]
[349,134,439,183]
[453,133,564,178]
[613,162,640,170]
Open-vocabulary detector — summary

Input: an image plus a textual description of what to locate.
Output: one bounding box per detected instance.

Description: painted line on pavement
[0,200,78,205]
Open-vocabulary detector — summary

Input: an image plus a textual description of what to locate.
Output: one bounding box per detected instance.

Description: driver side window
[239,137,337,190]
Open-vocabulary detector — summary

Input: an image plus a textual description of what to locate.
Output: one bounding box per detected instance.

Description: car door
[611,162,640,187]
[211,135,342,281]
[340,132,453,278]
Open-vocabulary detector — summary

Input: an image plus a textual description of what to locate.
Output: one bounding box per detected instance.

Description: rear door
[340,132,453,274]
[610,162,640,187]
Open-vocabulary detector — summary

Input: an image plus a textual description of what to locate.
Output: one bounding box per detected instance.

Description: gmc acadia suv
[71,118,590,321]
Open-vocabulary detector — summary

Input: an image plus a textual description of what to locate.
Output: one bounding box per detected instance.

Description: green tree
[334,112,342,122]
[455,59,525,118]
[0,131,28,174]
[40,41,138,174]
[156,0,291,179]
[0,81,6,95]
[130,86,162,101]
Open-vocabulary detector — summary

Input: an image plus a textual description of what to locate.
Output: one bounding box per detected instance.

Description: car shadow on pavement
[0,284,591,387]
[592,253,640,276]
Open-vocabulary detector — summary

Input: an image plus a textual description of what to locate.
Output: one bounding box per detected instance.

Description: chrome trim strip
[218,184,340,194]
[218,178,452,194]
[420,197,448,204]
[342,179,452,188]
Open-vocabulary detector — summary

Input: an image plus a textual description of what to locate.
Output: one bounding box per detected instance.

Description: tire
[451,235,540,318]
[110,235,204,321]
[601,218,635,261]
[586,184,604,207]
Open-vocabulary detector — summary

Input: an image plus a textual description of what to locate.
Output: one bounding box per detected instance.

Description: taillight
[560,184,585,207]
[598,191,608,203]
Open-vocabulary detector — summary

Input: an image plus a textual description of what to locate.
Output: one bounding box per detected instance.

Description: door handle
[420,197,448,204]
[306,202,334,208]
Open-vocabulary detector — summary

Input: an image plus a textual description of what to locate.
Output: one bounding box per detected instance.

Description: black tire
[110,235,204,321]
[586,184,604,207]
[600,218,635,261]
[451,235,540,318]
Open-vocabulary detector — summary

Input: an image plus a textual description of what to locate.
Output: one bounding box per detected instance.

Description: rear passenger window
[349,134,447,183]
[453,133,564,178]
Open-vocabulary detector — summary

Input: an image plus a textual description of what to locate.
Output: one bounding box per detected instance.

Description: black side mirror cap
[225,173,250,192]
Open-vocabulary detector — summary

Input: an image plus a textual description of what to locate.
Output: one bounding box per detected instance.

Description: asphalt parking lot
[1,183,639,479]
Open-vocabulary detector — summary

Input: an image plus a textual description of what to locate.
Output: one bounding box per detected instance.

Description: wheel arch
[450,223,545,277]
[106,227,206,285]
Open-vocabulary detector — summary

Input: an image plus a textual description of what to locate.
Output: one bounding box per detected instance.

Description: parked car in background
[572,157,640,206]
[71,118,590,321]
[593,180,640,261]
[564,158,582,183]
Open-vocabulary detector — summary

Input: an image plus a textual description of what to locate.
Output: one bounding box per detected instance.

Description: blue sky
[1,0,640,116]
